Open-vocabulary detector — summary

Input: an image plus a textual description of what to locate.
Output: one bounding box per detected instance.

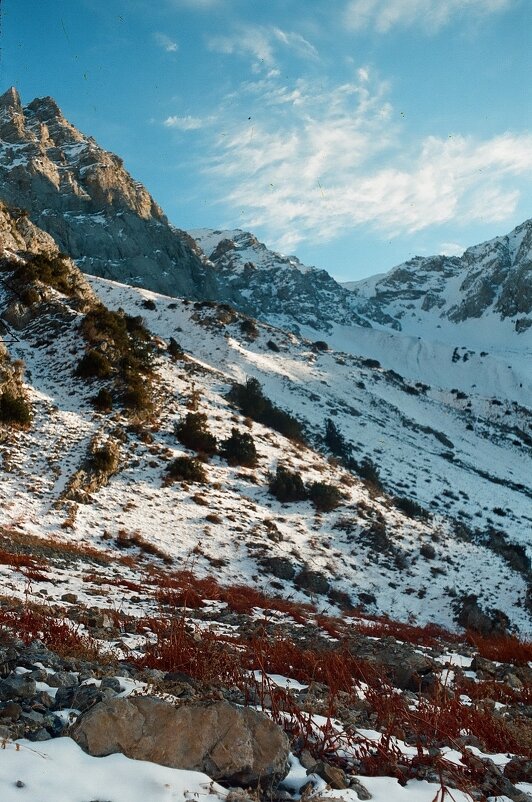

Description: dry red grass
[466,632,532,665]
[347,612,462,648]
[0,547,48,581]
[148,567,314,622]
[0,604,104,662]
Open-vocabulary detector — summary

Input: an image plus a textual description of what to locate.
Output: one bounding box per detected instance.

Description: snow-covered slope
[0,203,530,633]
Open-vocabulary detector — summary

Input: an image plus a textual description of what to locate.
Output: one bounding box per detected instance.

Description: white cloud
[207,24,319,69]
[164,114,212,130]
[201,72,532,251]
[344,0,515,33]
[209,26,275,66]
[154,32,178,52]
[271,28,319,61]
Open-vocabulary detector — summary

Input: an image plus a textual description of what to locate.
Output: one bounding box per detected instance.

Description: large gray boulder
[70,696,290,788]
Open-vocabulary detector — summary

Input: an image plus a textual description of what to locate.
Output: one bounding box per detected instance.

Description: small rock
[0,675,37,701]
[0,701,22,721]
[61,593,78,604]
[100,677,123,692]
[47,671,79,688]
[504,757,532,784]
[299,749,317,771]
[26,727,51,742]
[504,673,523,690]
[350,778,372,800]
[315,761,349,790]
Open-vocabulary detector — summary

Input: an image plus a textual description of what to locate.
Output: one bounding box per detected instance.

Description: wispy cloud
[343,0,515,33]
[271,28,319,61]
[200,72,532,251]
[208,24,318,69]
[153,32,178,52]
[164,114,212,131]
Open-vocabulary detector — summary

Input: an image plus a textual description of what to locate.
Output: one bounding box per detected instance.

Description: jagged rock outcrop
[0,200,97,329]
[0,87,216,299]
[0,88,377,333]
[347,219,532,335]
[191,228,373,331]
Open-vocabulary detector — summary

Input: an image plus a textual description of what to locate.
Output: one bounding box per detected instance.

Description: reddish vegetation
[138,608,532,771]
[456,676,532,707]
[466,633,532,665]
[0,604,102,661]
[0,547,48,582]
[149,568,314,622]
[1,543,531,796]
[347,612,462,648]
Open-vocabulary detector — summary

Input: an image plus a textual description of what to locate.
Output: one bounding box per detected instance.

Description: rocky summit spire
[0,86,22,110]
[0,86,26,142]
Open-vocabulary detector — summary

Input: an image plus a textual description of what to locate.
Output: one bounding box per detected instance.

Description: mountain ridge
[4,88,529,349]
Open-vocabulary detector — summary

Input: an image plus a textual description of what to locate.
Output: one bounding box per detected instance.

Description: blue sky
[3,0,532,280]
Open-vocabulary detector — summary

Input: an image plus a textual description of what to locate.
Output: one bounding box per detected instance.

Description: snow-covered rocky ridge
[0,202,530,634]
[345,219,532,348]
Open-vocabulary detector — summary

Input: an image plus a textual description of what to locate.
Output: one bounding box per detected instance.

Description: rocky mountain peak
[26,94,62,121]
[0,86,22,110]
[0,88,217,299]
[0,86,26,143]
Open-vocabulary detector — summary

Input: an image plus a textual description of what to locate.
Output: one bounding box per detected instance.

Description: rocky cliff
[0,87,215,299]
[347,219,532,338]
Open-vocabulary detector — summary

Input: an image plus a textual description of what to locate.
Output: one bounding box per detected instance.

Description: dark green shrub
[269,465,308,503]
[393,496,430,520]
[308,481,344,512]
[353,457,382,489]
[81,307,151,366]
[20,287,41,306]
[75,350,112,379]
[142,299,157,310]
[220,428,257,466]
[12,253,73,297]
[122,378,152,413]
[175,412,217,455]
[91,388,113,412]
[81,305,129,348]
[79,305,154,414]
[228,378,305,442]
[168,337,183,360]
[166,455,207,483]
[125,314,151,342]
[0,390,31,426]
[89,443,117,473]
[240,318,259,339]
[324,418,351,461]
